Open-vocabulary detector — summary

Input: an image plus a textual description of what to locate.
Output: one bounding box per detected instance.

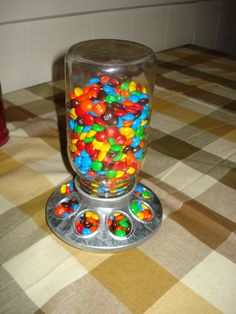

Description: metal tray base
[46,179,163,252]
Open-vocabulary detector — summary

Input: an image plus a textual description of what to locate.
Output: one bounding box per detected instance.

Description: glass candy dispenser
[46,39,163,251]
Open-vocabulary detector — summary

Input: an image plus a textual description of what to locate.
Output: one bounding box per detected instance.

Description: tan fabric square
[145,281,221,314]
[0,210,46,264]
[203,138,236,160]
[31,207,52,234]
[0,151,21,176]
[142,148,178,178]
[193,59,236,77]
[170,200,233,249]
[153,85,173,100]
[20,118,58,138]
[201,83,236,101]
[182,252,236,313]
[3,236,88,307]
[27,153,70,186]
[148,127,165,143]
[143,179,191,204]
[18,189,53,234]
[27,83,62,98]
[40,129,61,150]
[158,51,181,62]
[220,168,236,190]
[52,234,112,272]
[140,217,211,278]
[150,135,199,160]
[0,194,14,215]
[157,98,202,123]
[0,206,27,241]
[213,56,236,68]
[2,137,59,165]
[172,124,218,149]
[207,159,236,182]
[164,48,202,60]
[0,267,40,314]
[163,70,207,88]
[151,111,186,134]
[191,116,234,137]
[217,233,236,264]
[158,163,202,191]
[3,89,42,106]
[210,106,236,127]
[21,98,56,116]
[174,47,202,56]
[223,129,236,143]
[166,93,216,115]
[157,71,232,109]
[0,165,53,206]
[182,174,217,199]
[156,75,194,99]
[91,249,177,313]
[184,149,222,174]
[197,182,236,223]
[18,188,53,217]
[41,273,131,314]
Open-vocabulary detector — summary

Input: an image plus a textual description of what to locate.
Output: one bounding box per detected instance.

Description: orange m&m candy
[81,99,94,112]
[93,102,106,115]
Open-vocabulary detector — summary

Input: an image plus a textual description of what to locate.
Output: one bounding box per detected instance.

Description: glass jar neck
[75,173,136,198]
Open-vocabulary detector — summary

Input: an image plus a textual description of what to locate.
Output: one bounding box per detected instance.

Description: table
[1,45,236,314]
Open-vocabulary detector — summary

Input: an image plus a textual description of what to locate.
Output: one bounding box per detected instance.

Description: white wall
[0,0,235,93]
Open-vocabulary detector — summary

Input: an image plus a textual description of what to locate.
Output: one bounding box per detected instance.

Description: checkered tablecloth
[1,45,236,314]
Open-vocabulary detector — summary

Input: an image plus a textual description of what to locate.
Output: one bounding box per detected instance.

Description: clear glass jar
[65,39,156,198]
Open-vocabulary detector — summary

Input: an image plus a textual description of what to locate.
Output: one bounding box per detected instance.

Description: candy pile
[55,199,79,217]
[68,76,151,195]
[134,185,152,199]
[75,211,100,236]
[130,201,153,221]
[108,212,132,237]
[60,182,74,195]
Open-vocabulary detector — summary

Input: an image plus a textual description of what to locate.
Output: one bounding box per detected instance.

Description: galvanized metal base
[46,178,163,252]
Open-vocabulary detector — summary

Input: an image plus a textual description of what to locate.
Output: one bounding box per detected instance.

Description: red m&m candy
[83,114,94,126]
[95,131,107,142]
[106,126,120,138]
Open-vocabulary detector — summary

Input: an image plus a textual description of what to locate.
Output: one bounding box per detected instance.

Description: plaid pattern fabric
[1,45,236,314]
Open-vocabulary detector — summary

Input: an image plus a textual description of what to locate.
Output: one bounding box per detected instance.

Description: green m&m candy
[92,161,103,172]
[120,82,129,90]
[106,170,116,178]
[92,123,105,132]
[114,229,126,237]
[130,202,139,214]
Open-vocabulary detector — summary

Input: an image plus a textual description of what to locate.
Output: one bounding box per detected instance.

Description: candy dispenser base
[46,179,163,252]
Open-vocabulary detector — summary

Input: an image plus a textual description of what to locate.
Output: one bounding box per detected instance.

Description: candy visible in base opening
[107,212,132,238]
[55,198,79,217]
[75,211,100,236]
[60,182,75,195]
[134,185,152,199]
[130,200,153,221]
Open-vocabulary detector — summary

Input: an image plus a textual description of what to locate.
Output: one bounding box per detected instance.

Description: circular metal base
[46,179,163,252]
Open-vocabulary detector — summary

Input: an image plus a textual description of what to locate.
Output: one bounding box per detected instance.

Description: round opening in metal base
[74,210,100,237]
[107,211,133,239]
[46,179,163,252]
